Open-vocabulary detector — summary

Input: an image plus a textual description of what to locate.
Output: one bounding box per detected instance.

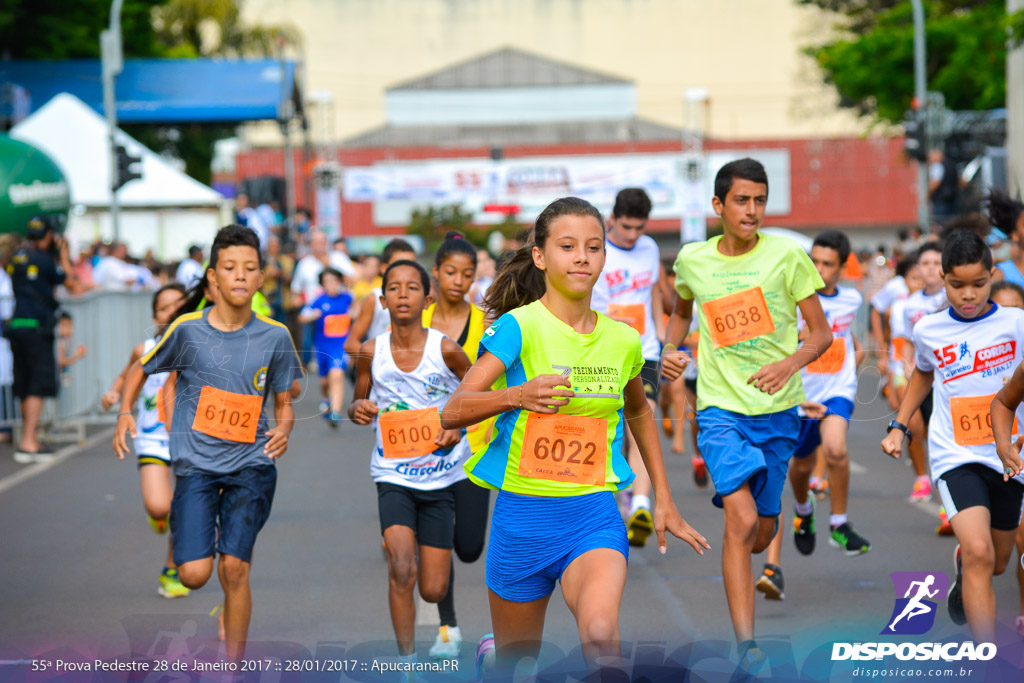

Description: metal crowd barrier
[46,290,156,440]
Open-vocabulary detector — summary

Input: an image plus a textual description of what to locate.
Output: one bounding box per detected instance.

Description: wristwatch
[887,419,913,443]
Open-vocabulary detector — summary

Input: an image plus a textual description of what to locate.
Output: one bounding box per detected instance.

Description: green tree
[128,0,300,184]
[799,0,1024,123]
[0,0,166,60]
[1,0,298,185]
[407,204,523,253]
[152,0,299,57]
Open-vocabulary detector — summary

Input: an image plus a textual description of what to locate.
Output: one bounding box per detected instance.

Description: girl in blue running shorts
[442,197,708,676]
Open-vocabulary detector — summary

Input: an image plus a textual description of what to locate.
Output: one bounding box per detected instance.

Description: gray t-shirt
[141,308,303,475]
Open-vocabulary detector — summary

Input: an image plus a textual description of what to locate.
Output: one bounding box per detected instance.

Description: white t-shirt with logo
[913,303,1024,482]
[903,288,948,335]
[799,287,862,404]
[591,234,661,361]
[870,275,908,314]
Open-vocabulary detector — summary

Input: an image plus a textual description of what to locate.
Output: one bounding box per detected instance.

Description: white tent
[10,93,226,261]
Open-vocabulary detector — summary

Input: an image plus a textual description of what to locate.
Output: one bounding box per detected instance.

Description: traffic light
[113,144,142,191]
[903,113,927,162]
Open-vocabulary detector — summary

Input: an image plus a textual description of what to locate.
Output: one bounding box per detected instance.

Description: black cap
[26,215,58,240]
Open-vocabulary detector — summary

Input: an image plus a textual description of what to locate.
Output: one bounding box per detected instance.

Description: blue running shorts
[696,406,800,517]
[794,397,854,459]
[170,465,276,565]
[486,490,628,603]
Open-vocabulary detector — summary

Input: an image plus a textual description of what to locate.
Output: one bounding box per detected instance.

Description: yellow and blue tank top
[463,299,644,497]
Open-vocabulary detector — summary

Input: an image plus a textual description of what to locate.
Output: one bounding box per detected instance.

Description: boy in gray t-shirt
[114,225,302,662]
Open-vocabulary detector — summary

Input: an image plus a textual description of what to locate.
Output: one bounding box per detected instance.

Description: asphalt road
[2,371,1024,682]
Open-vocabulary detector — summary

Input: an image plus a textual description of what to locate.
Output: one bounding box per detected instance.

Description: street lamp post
[101,0,125,242]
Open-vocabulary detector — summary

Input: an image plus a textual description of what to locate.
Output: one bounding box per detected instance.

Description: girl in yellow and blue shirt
[442,197,707,675]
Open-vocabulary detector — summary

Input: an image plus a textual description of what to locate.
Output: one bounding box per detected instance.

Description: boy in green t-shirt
[662,158,833,672]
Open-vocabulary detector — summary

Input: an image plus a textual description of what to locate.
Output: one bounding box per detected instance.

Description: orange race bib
[519,413,608,486]
[807,338,847,374]
[379,407,441,459]
[701,287,775,349]
[323,313,351,338]
[192,386,262,443]
[608,303,646,335]
[891,337,907,362]
[950,394,1016,447]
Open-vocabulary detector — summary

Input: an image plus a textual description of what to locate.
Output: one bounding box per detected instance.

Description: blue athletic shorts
[315,346,348,377]
[794,397,855,459]
[696,406,800,518]
[486,490,628,603]
[170,465,277,565]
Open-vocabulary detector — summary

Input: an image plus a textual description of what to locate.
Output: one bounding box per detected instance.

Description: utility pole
[1008,0,1024,196]
[101,0,125,242]
[911,0,929,230]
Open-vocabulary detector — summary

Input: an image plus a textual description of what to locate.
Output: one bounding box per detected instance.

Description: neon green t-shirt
[674,233,824,415]
[463,299,644,497]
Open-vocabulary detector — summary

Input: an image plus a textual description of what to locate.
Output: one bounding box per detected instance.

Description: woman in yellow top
[421,231,491,658]
[441,198,708,675]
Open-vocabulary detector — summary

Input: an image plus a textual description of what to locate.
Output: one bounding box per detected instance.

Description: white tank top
[366,287,390,341]
[136,338,170,444]
[369,328,468,490]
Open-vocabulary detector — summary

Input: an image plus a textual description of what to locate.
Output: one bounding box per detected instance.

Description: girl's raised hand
[520,374,575,413]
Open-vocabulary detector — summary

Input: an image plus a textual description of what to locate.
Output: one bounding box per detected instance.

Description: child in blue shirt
[300,267,354,427]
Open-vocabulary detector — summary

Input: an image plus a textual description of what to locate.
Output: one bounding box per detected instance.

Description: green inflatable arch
[0,135,70,235]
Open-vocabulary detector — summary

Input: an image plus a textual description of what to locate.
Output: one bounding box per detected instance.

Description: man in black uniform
[7,215,79,462]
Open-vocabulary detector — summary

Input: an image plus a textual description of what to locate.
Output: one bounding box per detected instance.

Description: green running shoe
[158,568,190,599]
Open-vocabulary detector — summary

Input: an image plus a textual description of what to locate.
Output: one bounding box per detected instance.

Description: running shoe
[936,508,954,536]
[829,522,871,556]
[328,411,343,429]
[756,563,785,600]
[627,507,654,548]
[793,500,816,556]
[429,625,462,659]
[948,544,966,625]
[158,568,190,599]
[737,641,766,675]
[661,406,673,437]
[910,477,932,503]
[319,399,330,418]
[475,633,495,681]
[14,447,57,464]
[692,456,708,488]
[809,477,830,499]
[148,514,168,535]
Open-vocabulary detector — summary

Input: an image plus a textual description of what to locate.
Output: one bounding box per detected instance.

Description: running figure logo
[883,572,950,635]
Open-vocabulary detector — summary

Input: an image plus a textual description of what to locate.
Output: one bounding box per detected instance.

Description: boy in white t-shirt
[758,231,868,600]
[883,229,1024,644]
[591,188,666,548]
